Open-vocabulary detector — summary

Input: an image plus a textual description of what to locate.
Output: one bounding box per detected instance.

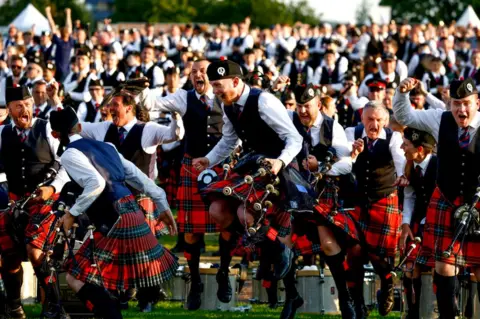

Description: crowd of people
[0,5,479,319]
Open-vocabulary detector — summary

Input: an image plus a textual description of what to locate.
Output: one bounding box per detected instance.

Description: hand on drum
[158,209,178,236]
[58,210,75,234]
[265,158,284,175]
[30,186,55,205]
[192,157,209,172]
[400,223,414,253]
[302,155,319,172]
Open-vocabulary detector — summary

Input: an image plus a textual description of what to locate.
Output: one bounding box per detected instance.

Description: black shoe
[6,305,26,319]
[216,269,232,303]
[159,288,168,301]
[274,246,294,280]
[350,288,368,319]
[171,244,184,253]
[186,282,203,311]
[378,277,394,316]
[41,303,71,319]
[280,295,304,319]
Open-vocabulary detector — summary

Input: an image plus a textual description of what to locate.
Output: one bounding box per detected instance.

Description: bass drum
[296,268,340,315]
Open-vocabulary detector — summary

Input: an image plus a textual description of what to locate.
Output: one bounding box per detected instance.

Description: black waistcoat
[100,70,121,88]
[409,155,437,225]
[104,122,156,179]
[353,125,396,202]
[182,90,224,158]
[1,120,58,196]
[437,112,480,202]
[224,88,285,158]
[288,62,309,86]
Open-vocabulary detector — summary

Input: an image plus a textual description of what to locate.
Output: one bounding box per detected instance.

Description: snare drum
[296,268,340,315]
[251,268,286,304]
[184,267,238,311]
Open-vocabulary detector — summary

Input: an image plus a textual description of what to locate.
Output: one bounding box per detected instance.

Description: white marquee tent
[457,5,480,28]
[10,4,51,35]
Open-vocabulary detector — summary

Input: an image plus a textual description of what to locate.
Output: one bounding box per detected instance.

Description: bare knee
[348,244,363,258]
[435,261,457,277]
[184,233,201,244]
[27,244,44,267]
[66,273,84,293]
[209,199,233,225]
[318,226,341,256]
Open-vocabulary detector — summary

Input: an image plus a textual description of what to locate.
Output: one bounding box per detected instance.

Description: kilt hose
[177,154,220,234]
[136,194,169,238]
[65,195,179,291]
[313,179,360,244]
[423,187,480,267]
[200,170,291,239]
[350,192,402,258]
[0,192,59,255]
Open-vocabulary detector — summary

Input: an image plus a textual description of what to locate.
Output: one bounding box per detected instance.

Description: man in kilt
[400,127,437,319]
[0,86,69,319]
[345,100,406,317]
[193,59,303,304]
[394,77,480,318]
[140,59,224,310]
[50,106,179,319]
[78,92,183,312]
[281,83,356,318]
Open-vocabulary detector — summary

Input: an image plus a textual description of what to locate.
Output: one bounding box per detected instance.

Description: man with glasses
[23,58,44,89]
[0,56,24,105]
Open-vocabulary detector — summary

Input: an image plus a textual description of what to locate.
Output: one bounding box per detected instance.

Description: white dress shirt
[205,84,303,166]
[141,62,164,89]
[63,69,96,102]
[393,89,480,141]
[80,117,182,155]
[358,69,405,97]
[281,61,314,84]
[77,100,102,123]
[33,102,53,119]
[421,72,449,95]
[345,126,406,177]
[402,154,432,225]
[62,134,170,216]
[142,87,215,116]
[312,65,345,91]
[0,118,69,192]
[308,113,352,176]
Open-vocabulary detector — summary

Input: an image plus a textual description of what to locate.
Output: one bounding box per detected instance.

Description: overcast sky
[297,0,384,24]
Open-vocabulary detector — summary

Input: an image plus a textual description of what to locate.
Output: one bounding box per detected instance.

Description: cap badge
[467,83,473,92]
[412,132,419,141]
[308,88,314,97]
[217,67,226,76]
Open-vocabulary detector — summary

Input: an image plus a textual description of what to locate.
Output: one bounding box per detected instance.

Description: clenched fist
[399,77,419,94]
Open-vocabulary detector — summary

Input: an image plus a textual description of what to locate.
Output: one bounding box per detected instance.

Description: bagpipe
[442,186,480,259]
[390,237,422,277]
[5,168,58,250]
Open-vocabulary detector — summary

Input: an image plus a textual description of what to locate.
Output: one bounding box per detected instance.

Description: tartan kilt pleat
[423,187,480,267]
[136,195,169,238]
[351,192,401,258]
[65,195,179,291]
[406,221,434,267]
[0,193,59,253]
[177,155,219,233]
[313,181,360,243]
[293,234,321,257]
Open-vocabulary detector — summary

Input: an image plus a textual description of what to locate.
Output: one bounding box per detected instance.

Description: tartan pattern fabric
[0,193,59,253]
[406,221,434,267]
[293,234,321,257]
[136,195,169,238]
[65,195,179,291]
[350,192,401,258]
[423,187,480,267]
[176,155,220,233]
[156,146,178,209]
[313,180,360,243]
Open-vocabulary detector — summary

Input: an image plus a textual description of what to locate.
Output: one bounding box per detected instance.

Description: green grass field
[24,301,403,318]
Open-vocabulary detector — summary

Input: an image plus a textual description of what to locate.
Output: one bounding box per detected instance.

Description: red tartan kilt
[65,195,179,291]
[164,167,178,208]
[136,195,169,238]
[0,193,59,253]
[351,192,401,258]
[176,155,220,234]
[423,187,480,267]
[404,221,433,267]
[314,181,360,243]
[293,234,321,256]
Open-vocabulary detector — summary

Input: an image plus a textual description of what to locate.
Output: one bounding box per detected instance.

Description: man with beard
[78,92,183,312]
[400,127,437,319]
[139,59,225,310]
[345,101,406,317]
[393,77,480,319]
[0,86,69,318]
[193,60,302,308]
[49,107,178,319]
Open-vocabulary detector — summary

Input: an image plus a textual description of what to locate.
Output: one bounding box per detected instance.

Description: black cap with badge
[450,78,478,99]
[206,58,243,81]
[293,83,317,104]
[6,86,32,104]
[404,127,436,149]
[50,106,79,135]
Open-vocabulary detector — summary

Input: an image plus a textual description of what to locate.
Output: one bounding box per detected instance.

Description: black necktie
[232,103,242,118]
[415,165,423,178]
[118,127,127,144]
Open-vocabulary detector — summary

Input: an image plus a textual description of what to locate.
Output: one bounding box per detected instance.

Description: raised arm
[65,8,73,36]
[45,6,58,36]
